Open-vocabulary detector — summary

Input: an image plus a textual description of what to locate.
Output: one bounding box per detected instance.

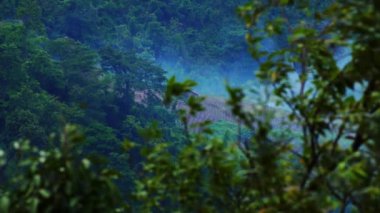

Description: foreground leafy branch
[1,0,380,212]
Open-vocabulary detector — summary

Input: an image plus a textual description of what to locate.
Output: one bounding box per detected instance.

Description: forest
[0,0,380,212]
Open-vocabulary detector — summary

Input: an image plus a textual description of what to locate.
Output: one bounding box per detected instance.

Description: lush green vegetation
[1,0,380,212]
[1,0,255,95]
[0,0,188,201]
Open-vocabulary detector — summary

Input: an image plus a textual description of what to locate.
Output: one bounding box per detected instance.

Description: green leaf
[122,140,137,152]
[0,196,9,213]
[82,158,91,169]
[39,189,51,199]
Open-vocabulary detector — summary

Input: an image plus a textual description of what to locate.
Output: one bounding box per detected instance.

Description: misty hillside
[1,0,379,212]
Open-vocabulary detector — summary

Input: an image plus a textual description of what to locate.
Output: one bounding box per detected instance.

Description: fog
[158,54,259,97]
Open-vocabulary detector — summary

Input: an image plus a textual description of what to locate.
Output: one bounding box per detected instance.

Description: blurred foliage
[0,125,126,212]
[134,0,380,212]
[1,0,380,212]
[235,0,380,211]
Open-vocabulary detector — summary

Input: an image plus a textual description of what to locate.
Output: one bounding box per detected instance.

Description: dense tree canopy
[0,0,188,203]
[1,0,380,212]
